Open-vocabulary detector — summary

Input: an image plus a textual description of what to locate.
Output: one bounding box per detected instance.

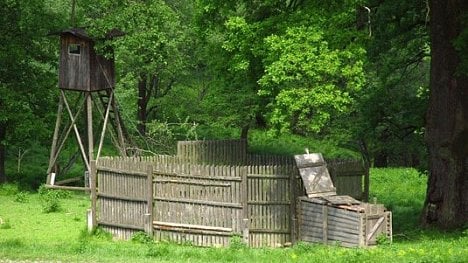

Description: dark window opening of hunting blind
[68,44,81,55]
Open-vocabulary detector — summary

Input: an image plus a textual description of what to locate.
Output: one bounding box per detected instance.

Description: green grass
[1,169,467,262]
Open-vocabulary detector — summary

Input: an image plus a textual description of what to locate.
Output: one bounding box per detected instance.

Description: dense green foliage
[1,168,467,262]
[0,0,438,184]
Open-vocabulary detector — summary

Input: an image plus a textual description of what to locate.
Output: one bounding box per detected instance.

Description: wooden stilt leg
[47,95,64,184]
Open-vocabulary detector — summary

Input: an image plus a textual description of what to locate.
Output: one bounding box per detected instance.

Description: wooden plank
[247,174,290,179]
[307,191,337,198]
[146,165,153,236]
[294,153,326,168]
[321,195,360,205]
[86,92,94,170]
[155,197,243,209]
[98,220,145,231]
[95,89,113,162]
[300,217,361,231]
[46,94,63,179]
[154,227,233,237]
[155,179,231,187]
[241,166,249,244]
[45,184,90,191]
[322,205,328,244]
[301,208,361,222]
[249,229,290,234]
[153,221,232,232]
[98,192,147,202]
[153,171,242,182]
[366,216,385,242]
[54,176,82,185]
[300,230,359,243]
[97,166,147,177]
[248,201,291,205]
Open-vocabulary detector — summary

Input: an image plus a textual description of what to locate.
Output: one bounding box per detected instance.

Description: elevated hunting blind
[46,28,129,193]
[58,28,115,91]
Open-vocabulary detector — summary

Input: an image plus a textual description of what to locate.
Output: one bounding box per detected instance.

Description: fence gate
[152,165,247,247]
[96,159,153,239]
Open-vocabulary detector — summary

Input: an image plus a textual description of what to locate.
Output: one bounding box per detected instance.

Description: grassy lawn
[0,168,467,262]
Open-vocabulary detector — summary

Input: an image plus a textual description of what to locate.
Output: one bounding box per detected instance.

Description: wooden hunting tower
[47,28,128,192]
[58,28,115,91]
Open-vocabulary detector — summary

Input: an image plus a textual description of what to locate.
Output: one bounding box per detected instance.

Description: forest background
[0,0,466,229]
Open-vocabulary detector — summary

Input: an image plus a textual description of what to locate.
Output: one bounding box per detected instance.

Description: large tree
[0,0,62,183]
[196,1,367,138]
[422,0,468,228]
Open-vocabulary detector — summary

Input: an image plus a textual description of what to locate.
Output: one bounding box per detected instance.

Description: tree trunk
[0,124,6,184]
[422,0,468,229]
[374,152,388,167]
[240,124,249,140]
[137,75,148,136]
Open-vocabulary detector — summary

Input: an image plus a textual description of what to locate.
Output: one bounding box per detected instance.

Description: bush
[13,192,29,203]
[229,235,247,250]
[0,184,20,196]
[37,185,71,213]
[131,231,153,244]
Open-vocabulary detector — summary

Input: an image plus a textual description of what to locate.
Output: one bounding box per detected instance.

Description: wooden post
[89,160,97,232]
[87,209,93,232]
[241,167,249,245]
[322,205,328,244]
[86,92,94,169]
[363,164,370,202]
[145,165,154,236]
[242,218,249,245]
[289,168,297,244]
[47,94,63,184]
[96,90,113,163]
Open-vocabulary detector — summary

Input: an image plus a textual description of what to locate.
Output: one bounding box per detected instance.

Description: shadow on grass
[384,196,466,243]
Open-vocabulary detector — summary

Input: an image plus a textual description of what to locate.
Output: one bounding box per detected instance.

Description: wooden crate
[297,196,392,247]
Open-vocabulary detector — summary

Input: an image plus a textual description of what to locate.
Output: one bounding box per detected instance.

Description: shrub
[14,192,29,203]
[376,233,391,246]
[38,185,71,213]
[229,235,247,250]
[131,231,153,244]
[0,184,20,196]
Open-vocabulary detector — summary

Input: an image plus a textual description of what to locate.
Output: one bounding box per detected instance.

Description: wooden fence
[96,158,153,239]
[152,164,246,247]
[93,140,368,246]
[177,139,247,165]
